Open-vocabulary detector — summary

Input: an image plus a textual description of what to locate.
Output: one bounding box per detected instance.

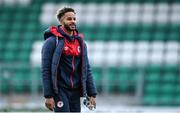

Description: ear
[59,19,63,25]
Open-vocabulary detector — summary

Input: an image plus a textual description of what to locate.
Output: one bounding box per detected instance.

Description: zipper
[70,56,75,88]
[81,39,84,96]
[54,40,64,94]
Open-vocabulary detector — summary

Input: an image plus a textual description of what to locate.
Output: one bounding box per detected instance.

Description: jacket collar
[57,25,78,42]
[44,25,83,41]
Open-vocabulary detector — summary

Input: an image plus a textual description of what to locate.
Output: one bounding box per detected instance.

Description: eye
[67,17,72,20]
[66,17,76,21]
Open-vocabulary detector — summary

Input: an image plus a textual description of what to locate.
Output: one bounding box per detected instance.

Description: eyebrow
[66,16,76,19]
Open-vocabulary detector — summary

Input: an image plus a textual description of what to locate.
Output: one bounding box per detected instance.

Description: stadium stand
[0,0,180,106]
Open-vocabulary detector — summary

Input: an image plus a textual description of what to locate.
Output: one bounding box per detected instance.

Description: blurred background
[0,0,180,112]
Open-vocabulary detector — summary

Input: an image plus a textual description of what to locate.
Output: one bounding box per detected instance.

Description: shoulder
[44,36,64,47]
[42,36,58,50]
[78,33,84,39]
[44,36,56,44]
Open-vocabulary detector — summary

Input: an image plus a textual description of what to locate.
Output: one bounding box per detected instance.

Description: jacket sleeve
[85,44,97,97]
[41,37,56,98]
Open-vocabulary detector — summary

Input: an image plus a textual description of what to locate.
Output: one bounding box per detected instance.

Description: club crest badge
[77,46,81,53]
[57,101,64,108]
[64,46,68,51]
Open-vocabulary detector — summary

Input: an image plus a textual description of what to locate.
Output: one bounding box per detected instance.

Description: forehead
[63,12,76,18]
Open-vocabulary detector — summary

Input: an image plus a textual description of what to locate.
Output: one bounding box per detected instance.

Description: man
[41,7,97,112]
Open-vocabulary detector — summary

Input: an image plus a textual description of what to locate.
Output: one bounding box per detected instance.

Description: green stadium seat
[163,65,178,73]
[11,22,24,32]
[6,41,19,51]
[0,30,5,39]
[96,31,108,40]
[143,94,159,105]
[175,82,180,94]
[153,32,166,41]
[26,22,37,31]
[31,4,41,13]
[81,26,93,40]
[118,72,129,92]
[92,67,102,91]
[128,25,138,31]
[17,51,30,62]
[28,13,39,22]
[169,32,179,40]
[119,67,134,81]
[20,40,32,50]
[34,32,42,40]
[162,73,176,83]
[0,22,8,30]
[111,32,121,40]
[130,0,144,2]
[3,51,16,62]
[86,32,96,41]
[0,42,3,60]
[125,31,137,41]
[160,83,175,95]
[12,71,31,93]
[143,64,179,105]
[144,83,160,94]
[142,25,153,31]
[145,72,161,82]
[171,25,180,33]
[31,0,44,4]
[174,95,180,105]
[23,31,36,40]
[0,13,10,22]
[81,24,180,41]
[109,26,122,40]
[0,74,10,93]
[11,73,25,92]
[177,75,180,83]
[155,25,167,31]
[14,12,25,21]
[138,31,152,41]
[105,67,120,92]
[30,67,42,92]
[9,31,22,40]
[159,94,173,105]
[137,25,153,41]
[118,66,136,92]
[146,65,162,73]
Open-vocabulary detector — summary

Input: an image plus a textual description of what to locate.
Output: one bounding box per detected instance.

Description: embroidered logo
[57,101,64,108]
[64,46,69,51]
[77,46,81,53]
[62,39,80,56]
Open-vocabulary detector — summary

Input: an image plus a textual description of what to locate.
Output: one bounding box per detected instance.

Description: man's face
[60,12,76,31]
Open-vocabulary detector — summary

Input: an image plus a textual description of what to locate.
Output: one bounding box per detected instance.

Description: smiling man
[41,7,97,112]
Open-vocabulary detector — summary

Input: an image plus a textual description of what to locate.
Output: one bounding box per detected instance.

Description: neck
[61,26,73,36]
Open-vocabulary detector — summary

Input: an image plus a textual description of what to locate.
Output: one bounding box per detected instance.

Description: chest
[62,39,81,56]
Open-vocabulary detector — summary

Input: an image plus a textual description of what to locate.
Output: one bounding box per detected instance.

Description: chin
[70,28,76,31]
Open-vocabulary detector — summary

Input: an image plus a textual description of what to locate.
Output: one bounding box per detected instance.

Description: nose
[72,19,75,24]
[71,18,76,23]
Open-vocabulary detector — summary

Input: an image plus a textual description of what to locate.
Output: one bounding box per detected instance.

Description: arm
[84,43,97,109]
[85,44,97,97]
[41,37,56,98]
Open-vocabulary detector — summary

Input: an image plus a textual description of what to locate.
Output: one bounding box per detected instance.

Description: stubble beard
[64,23,76,32]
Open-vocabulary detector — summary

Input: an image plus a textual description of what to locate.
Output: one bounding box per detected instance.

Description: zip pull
[56,37,58,46]
[70,56,75,88]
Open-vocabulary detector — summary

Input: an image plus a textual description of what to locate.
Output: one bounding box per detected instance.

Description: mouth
[70,24,76,29]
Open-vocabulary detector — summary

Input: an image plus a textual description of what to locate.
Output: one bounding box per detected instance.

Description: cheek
[60,19,67,25]
[61,21,67,26]
[64,21,69,25]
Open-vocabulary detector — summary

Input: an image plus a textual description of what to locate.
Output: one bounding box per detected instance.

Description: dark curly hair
[56,7,76,21]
